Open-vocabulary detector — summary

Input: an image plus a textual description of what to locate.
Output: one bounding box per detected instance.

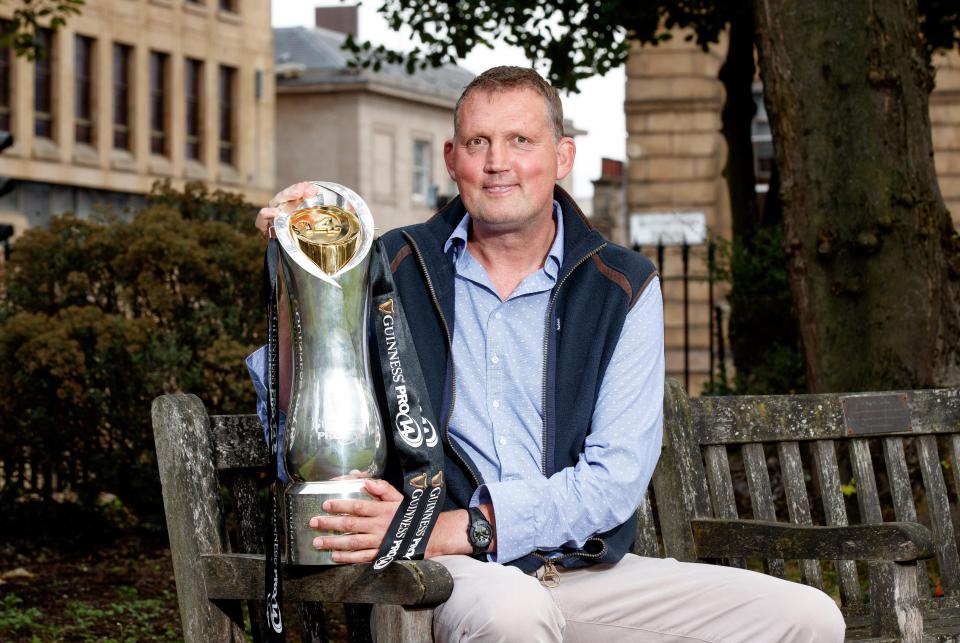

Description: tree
[0,182,263,514]
[350,0,960,392]
[1,0,84,60]
[754,1,960,391]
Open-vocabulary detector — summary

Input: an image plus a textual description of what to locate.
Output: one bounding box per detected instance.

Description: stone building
[0,0,276,239]
[273,8,473,233]
[625,37,960,395]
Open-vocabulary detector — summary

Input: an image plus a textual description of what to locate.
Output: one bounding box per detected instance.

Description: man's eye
[467,138,484,146]
[517,136,528,144]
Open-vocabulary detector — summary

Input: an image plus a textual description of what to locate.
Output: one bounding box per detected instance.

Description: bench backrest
[640,381,960,617]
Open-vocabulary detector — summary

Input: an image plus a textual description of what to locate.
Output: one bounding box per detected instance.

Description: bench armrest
[201,554,454,605]
[691,518,933,562]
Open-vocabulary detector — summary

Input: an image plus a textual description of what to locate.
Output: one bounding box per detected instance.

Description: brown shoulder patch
[390,245,413,273]
[630,271,660,310]
[591,254,632,302]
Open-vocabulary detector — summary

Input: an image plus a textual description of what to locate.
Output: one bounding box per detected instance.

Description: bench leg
[893,561,923,643]
[372,605,435,643]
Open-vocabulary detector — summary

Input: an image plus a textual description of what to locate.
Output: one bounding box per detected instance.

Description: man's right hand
[255,181,321,240]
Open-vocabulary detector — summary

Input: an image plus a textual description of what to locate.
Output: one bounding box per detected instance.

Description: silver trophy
[274,182,387,565]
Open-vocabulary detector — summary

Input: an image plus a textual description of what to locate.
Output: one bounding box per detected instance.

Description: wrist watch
[467,507,493,555]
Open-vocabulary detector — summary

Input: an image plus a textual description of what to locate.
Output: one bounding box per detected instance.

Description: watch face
[470,519,492,547]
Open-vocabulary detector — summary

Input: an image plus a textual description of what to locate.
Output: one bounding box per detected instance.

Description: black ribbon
[369,239,446,570]
[263,239,285,640]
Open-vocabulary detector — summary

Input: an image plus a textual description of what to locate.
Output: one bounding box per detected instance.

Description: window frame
[74,34,95,145]
[217,64,236,166]
[149,50,169,156]
[34,29,55,140]
[112,43,133,151]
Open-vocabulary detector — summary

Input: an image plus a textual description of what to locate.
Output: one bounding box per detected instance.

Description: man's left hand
[310,479,402,563]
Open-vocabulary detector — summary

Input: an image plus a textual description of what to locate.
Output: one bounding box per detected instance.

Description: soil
[0,531,181,642]
[0,500,353,642]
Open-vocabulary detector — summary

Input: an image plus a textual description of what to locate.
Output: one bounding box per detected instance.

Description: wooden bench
[151,394,451,642]
[152,381,960,642]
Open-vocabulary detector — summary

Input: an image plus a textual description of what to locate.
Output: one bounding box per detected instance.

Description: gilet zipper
[539,244,606,475]
[401,232,482,488]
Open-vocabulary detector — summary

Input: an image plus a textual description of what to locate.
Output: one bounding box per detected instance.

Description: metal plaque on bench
[274,182,386,565]
[841,393,913,436]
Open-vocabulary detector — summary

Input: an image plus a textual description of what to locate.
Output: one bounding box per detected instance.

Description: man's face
[444,88,575,233]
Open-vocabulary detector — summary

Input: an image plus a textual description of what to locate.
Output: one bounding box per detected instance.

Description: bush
[0,182,265,519]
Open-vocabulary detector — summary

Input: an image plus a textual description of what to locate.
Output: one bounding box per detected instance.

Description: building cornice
[276,78,458,110]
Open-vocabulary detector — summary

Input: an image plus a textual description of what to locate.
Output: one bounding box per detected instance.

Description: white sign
[629,212,707,246]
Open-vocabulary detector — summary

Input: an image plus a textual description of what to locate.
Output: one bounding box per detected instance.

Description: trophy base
[284,479,373,566]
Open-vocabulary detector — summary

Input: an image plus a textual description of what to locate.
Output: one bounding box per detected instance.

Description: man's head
[454,66,565,141]
[445,67,575,234]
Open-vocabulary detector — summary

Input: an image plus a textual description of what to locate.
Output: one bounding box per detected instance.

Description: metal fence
[633,240,725,393]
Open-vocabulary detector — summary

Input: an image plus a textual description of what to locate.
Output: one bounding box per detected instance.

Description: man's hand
[312,480,497,562]
[311,479,403,564]
[255,181,320,240]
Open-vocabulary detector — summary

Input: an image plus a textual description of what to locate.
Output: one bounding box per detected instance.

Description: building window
[149,51,168,156]
[112,43,132,151]
[185,58,202,161]
[751,83,774,189]
[412,139,431,201]
[0,28,10,133]
[218,65,235,165]
[74,35,95,145]
[34,29,54,139]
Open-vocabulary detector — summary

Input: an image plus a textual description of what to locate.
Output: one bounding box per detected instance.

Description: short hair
[454,66,564,140]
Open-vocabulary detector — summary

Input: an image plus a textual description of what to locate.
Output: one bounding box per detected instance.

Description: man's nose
[483,141,509,173]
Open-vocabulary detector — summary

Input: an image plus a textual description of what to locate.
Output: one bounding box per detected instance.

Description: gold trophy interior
[290,205,362,274]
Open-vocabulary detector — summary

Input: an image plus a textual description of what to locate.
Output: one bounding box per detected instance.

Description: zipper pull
[540,558,560,588]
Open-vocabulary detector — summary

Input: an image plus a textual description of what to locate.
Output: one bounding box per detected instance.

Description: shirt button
[499,437,507,446]
[490,355,499,364]
[492,400,501,409]
[495,312,502,320]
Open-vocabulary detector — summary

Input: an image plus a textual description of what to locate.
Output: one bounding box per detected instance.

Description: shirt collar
[443,200,564,279]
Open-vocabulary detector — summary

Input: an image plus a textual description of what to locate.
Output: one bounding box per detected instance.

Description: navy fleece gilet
[374,186,658,573]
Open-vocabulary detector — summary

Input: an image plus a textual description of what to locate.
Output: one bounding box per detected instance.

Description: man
[253,66,845,642]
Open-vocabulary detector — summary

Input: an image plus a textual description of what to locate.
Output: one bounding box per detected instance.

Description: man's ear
[443,139,457,180]
[555,137,576,181]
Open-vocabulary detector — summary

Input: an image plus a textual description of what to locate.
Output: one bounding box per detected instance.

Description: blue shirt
[444,203,664,563]
[247,203,664,564]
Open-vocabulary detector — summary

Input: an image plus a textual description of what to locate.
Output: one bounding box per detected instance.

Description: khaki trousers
[429,553,845,643]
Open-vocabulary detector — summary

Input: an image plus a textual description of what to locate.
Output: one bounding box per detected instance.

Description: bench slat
[152,394,247,642]
[812,440,862,605]
[210,415,270,470]
[850,438,897,631]
[634,491,660,558]
[950,436,960,522]
[882,437,930,599]
[778,441,823,589]
[741,444,784,578]
[702,445,745,568]
[201,554,453,605]
[693,389,960,445]
[690,518,932,561]
[916,435,960,593]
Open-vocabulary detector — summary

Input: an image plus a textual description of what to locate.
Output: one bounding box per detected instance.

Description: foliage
[703,229,806,395]
[345,0,959,92]
[0,182,263,516]
[1,0,84,60]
